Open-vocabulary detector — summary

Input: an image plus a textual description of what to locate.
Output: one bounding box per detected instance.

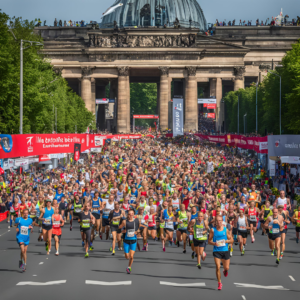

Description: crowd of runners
[1,133,300,290]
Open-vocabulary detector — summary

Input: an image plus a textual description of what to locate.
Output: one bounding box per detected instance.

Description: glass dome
[100,0,207,31]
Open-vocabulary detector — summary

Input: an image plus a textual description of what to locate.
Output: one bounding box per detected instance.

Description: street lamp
[268,70,281,135]
[255,81,258,133]
[221,99,225,133]
[8,30,43,134]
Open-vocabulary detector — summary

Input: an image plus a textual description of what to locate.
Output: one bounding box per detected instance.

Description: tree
[0,10,94,134]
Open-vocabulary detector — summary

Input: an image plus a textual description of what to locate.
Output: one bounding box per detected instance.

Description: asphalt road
[0,220,299,300]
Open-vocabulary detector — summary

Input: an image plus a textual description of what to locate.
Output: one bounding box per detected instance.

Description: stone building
[35,0,300,132]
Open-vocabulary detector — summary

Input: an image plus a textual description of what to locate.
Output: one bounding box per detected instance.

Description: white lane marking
[242,296,246,300]
[160,281,206,287]
[33,275,37,277]
[86,280,132,286]
[39,262,44,265]
[289,276,296,282]
[234,283,289,290]
[0,230,10,237]
[16,280,66,286]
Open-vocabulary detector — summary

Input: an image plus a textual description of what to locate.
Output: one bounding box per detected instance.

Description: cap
[45,199,52,203]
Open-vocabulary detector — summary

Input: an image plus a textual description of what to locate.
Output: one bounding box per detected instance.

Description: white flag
[101,3,123,18]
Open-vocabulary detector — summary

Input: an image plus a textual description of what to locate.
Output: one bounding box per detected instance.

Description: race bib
[53,221,60,227]
[43,218,51,225]
[165,222,173,229]
[82,220,90,228]
[239,226,246,230]
[127,229,135,237]
[216,239,225,247]
[20,226,29,235]
[272,228,279,234]
[10,207,15,213]
[250,215,256,221]
[75,208,81,213]
[196,228,203,238]
[112,220,119,225]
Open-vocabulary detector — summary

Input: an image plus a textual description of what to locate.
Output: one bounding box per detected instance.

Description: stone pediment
[88,32,196,48]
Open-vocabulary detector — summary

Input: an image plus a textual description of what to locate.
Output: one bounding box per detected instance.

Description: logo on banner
[0,134,13,153]
[26,136,34,153]
[275,140,280,147]
[227,135,231,144]
[86,134,89,147]
[74,143,81,161]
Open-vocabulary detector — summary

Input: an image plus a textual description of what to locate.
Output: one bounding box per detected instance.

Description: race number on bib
[272,228,279,234]
[43,218,51,225]
[216,239,225,247]
[196,228,203,238]
[127,229,135,238]
[21,226,29,235]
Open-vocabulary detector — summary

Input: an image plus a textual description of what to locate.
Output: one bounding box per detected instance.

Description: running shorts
[123,240,137,253]
[213,250,230,260]
[102,218,110,227]
[193,239,206,248]
[238,230,248,239]
[42,224,52,231]
[268,232,281,240]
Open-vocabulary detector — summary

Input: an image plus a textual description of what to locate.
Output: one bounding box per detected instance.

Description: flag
[102,3,123,18]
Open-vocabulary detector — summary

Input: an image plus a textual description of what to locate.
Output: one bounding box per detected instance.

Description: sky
[1,0,298,25]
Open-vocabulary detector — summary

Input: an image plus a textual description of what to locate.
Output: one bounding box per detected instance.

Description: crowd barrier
[0,211,8,222]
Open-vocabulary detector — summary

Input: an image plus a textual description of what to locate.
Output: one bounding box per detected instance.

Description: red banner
[195,134,268,153]
[207,113,215,119]
[39,155,50,162]
[0,134,145,159]
[133,115,159,119]
[206,104,216,109]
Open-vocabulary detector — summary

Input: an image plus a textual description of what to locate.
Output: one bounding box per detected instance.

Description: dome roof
[100,0,207,31]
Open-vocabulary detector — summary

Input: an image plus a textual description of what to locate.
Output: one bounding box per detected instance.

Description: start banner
[0,134,145,159]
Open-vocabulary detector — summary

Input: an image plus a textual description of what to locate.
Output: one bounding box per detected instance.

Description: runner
[52,206,64,256]
[39,199,54,255]
[78,202,95,258]
[162,205,175,252]
[15,208,35,272]
[176,204,191,253]
[234,209,249,255]
[101,194,115,240]
[291,205,300,243]
[118,209,139,274]
[264,208,284,264]
[188,211,209,269]
[245,200,259,243]
[109,202,124,255]
[208,215,233,290]
[278,204,289,259]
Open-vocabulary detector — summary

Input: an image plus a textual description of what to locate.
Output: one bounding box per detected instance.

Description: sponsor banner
[78,159,84,164]
[280,156,300,164]
[268,135,300,157]
[0,134,148,159]
[2,158,14,170]
[74,143,81,161]
[133,115,159,119]
[198,98,217,104]
[28,157,39,164]
[96,98,109,104]
[39,155,50,162]
[15,158,29,167]
[95,136,104,147]
[207,113,215,119]
[173,98,184,137]
[91,147,102,153]
[194,134,268,153]
[204,104,216,109]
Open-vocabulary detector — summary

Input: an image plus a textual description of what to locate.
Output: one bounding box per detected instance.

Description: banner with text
[173,98,184,137]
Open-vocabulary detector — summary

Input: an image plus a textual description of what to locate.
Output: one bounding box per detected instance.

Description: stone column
[184,67,198,132]
[158,67,170,131]
[216,78,222,129]
[117,67,130,133]
[234,66,245,91]
[80,67,94,113]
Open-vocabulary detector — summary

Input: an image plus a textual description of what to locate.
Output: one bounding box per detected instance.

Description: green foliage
[130,83,157,127]
[223,39,300,135]
[0,10,94,134]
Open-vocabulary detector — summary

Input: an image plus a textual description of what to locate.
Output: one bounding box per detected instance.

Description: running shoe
[177,240,180,247]
[163,247,165,252]
[95,233,98,238]
[280,252,283,260]
[85,253,89,258]
[41,237,43,241]
[218,282,222,290]
[82,241,85,247]
[234,240,238,246]
[296,238,299,244]
[169,241,172,246]
[146,243,148,251]
[111,250,115,256]
[241,250,245,256]
[89,246,94,251]
[202,252,207,261]
[126,267,131,274]
[191,252,195,259]
[223,270,228,277]
[45,243,49,252]
[8,226,10,229]
[70,226,72,231]
[99,234,102,240]
[271,250,275,256]
[38,237,41,242]
[22,265,26,272]
[276,258,279,265]
[55,251,59,256]
[183,250,186,253]
[261,231,264,236]
[19,260,22,269]
[142,246,146,251]
[109,247,112,252]
[251,236,254,243]
[197,263,201,269]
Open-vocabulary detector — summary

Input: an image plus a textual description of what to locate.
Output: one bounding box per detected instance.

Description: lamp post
[244,113,247,134]
[255,81,258,133]
[8,30,43,134]
[237,95,239,134]
[268,70,281,135]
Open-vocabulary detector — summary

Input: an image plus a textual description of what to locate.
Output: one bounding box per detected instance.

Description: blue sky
[1,0,298,24]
